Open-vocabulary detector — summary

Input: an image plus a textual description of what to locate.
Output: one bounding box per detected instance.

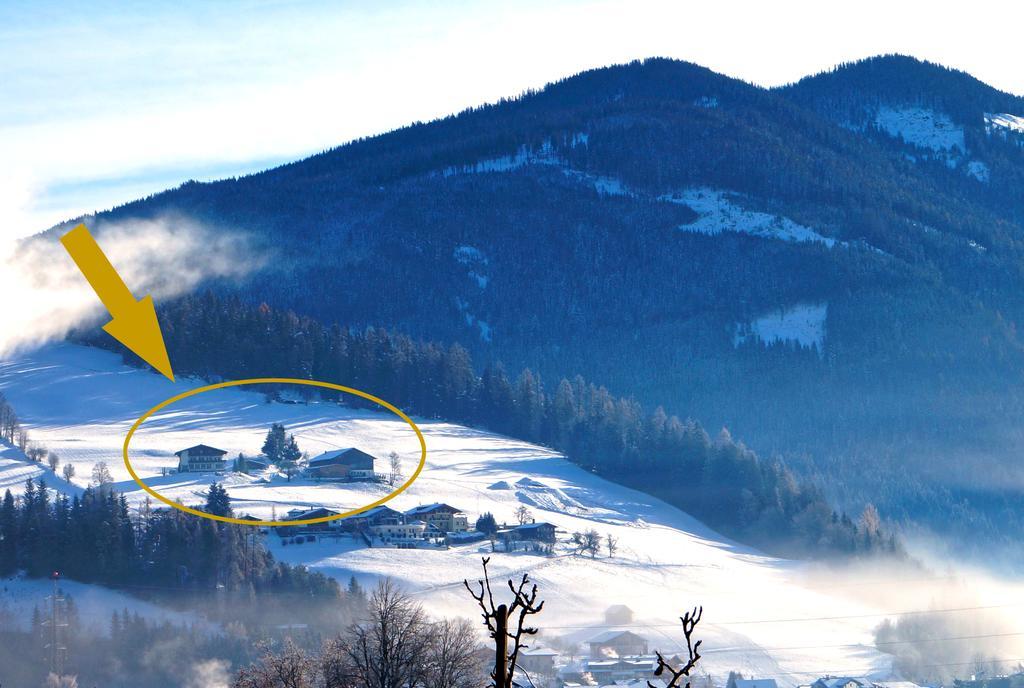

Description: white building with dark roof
[305,447,377,481]
[175,444,228,473]
[403,503,469,533]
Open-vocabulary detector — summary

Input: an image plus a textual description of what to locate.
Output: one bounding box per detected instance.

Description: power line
[541,601,1024,630]
[703,630,1024,655]
[710,655,1024,681]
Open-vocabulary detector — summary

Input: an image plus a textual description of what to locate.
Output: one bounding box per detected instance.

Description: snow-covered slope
[0,574,205,635]
[873,106,965,153]
[985,113,1024,135]
[0,344,901,683]
[663,188,837,246]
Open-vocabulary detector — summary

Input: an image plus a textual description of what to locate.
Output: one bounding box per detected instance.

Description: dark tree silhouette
[650,607,703,688]
[204,482,232,517]
[464,557,544,688]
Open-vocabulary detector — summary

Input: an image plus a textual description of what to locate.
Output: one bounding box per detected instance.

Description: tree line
[0,477,339,607]
[83,291,900,558]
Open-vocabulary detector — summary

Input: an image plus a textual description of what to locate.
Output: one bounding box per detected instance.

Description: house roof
[282,507,340,521]
[175,444,228,457]
[356,505,401,520]
[815,679,865,688]
[308,447,377,467]
[737,680,779,688]
[587,630,646,644]
[513,522,555,531]
[585,658,652,668]
[521,646,559,656]
[405,503,463,516]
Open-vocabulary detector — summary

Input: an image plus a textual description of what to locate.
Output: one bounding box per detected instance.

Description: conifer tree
[260,423,287,464]
[204,483,232,517]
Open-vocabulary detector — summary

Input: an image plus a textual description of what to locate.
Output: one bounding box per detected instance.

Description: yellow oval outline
[122,378,426,527]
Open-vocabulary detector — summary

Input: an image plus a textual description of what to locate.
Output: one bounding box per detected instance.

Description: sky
[2,0,1022,241]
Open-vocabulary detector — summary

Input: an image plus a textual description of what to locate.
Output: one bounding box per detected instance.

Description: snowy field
[0,343,913,683]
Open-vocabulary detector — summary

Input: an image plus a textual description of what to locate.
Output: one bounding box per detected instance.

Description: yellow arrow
[60,223,175,381]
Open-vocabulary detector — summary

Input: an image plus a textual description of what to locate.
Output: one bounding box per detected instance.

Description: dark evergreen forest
[80,292,900,558]
[0,478,341,616]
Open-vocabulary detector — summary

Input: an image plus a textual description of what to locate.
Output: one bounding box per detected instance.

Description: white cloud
[0,216,264,357]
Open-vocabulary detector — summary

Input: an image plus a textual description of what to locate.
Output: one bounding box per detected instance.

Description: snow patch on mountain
[453,245,488,265]
[561,169,632,197]
[476,320,492,342]
[569,132,589,147]
[873,106,965,153]
[966,160,990,182]
[735,303,827,353]
[985,113,1024,135]
[663,188,835,247]
[454,246,490,291]
[454,298,492,342]
[442,141,560,177]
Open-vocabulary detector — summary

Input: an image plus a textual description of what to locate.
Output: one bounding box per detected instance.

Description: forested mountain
[50,55,1024,562]
[78,292,899,557]
[781,55,1024,220]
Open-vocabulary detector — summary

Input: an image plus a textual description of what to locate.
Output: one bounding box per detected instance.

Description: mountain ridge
[37,54,1024,564]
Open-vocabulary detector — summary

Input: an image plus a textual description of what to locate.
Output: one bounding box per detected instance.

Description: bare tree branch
[649,606,703,688]
[464,557,544,688]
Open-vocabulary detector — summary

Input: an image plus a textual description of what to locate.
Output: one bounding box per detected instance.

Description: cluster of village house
[177,446,955,688]
[505,610,934,688]
[173,444,377,480]
[275,501,558,550]
[173,443,558,550]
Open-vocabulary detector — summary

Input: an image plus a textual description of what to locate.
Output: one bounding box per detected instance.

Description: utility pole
[43,571,68,678]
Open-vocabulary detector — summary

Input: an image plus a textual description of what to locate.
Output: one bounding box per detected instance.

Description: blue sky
[2,0,1021,240]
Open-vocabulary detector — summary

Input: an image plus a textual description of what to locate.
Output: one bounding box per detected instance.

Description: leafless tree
[91,461,113,489]
[0,393,17,442]
[423,618,483,688]
[44,673,78,688]
[62,463,75,482]
[317,636,356,688]
[47,451,60,472]
[649,607,703,688]
[860,503,881,537]
[26,443,47,463]
[514,505,533,525]
[345,578,429,688]
[606,533,618,557]
[388,451,402,487]
[233,640,314,688]
[464,556,545,688]
[571,530,601,558]
[15,427,29,453]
